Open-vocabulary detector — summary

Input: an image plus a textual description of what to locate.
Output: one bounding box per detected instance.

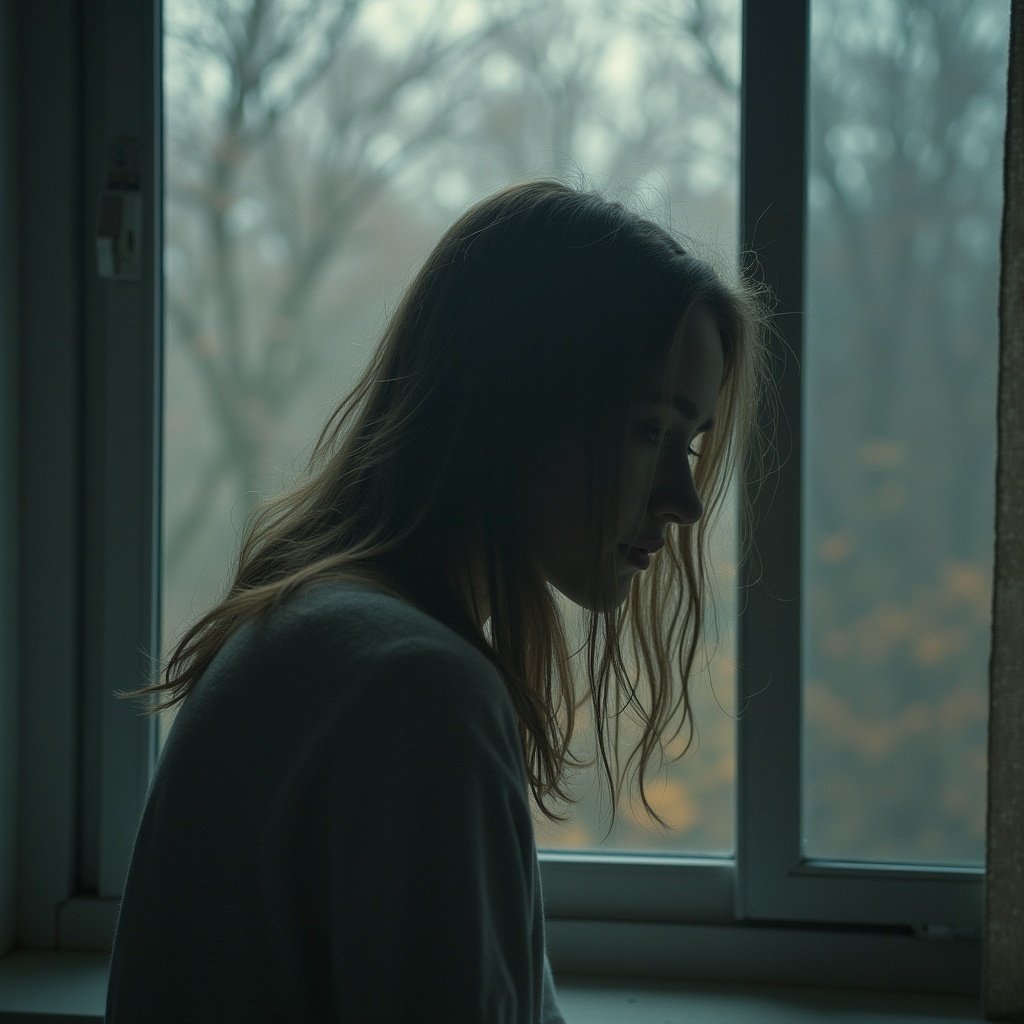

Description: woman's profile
[106,179,768,1023]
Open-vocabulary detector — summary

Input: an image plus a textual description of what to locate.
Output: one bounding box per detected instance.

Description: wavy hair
[138,180,772,827]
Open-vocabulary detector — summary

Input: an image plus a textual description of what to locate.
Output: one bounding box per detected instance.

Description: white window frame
[4,0,985,998]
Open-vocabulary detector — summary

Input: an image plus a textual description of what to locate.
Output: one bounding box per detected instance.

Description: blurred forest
[160,0,1005,862]
[802,0,1004,864]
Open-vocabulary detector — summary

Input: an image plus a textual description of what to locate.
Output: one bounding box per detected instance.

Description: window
[732,0,1001,951]
[9,0,1006,997]
[161,0,742,856]
[801,1,998,869]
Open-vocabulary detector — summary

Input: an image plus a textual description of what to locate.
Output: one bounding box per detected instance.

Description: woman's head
[321,181,761,613]
[151,179,771,828]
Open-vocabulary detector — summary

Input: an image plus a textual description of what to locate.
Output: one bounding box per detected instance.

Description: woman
[106,180,768,1023]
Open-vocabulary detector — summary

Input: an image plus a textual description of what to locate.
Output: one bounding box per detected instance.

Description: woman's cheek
[616,456,655,532]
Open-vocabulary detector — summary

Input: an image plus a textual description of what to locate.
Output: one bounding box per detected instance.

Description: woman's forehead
[640,307,724,406]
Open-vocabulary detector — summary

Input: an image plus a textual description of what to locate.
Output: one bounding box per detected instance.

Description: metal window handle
[96,190,141,280]
[96,137,141,281]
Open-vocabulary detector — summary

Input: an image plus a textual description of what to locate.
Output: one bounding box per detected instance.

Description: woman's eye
[637,420,707,457]
[688,433,708,459]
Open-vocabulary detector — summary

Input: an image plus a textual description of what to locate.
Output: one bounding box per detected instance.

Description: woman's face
[523,304,725,611]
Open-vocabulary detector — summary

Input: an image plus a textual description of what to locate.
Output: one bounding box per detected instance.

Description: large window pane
[162,0,740,853]
[802,0,1006,865]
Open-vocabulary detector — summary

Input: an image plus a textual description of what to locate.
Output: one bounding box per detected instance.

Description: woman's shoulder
[206,578,507,717]
[278,578,485,662]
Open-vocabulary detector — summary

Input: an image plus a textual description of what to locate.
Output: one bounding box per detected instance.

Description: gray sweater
[107,581,566,1023]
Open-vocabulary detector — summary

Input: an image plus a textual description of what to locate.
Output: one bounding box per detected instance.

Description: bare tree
[163,0,506,570]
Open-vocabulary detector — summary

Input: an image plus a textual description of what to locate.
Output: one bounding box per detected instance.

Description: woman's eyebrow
[641,392,714,430]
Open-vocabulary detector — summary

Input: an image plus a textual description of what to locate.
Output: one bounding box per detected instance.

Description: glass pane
[802,0,1007,865]
[162,0,740,854]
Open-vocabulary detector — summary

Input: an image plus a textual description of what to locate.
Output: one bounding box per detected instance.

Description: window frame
[11,0,91,952]
[5,0,985,996]
[732,0,983,936]
[7,0,160,952]
[79,0,163,914]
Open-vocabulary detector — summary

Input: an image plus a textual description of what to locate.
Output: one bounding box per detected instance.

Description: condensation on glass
[801,0,1007,866]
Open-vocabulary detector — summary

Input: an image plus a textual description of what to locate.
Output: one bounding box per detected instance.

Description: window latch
[96,137,141,281]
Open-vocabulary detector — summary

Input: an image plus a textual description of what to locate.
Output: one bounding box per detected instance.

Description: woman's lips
[619,537,664,570]
[621,545,651,570]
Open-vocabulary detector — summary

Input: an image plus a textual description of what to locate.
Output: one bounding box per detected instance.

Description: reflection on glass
[802,0,1006,865]
[162,0,740,853]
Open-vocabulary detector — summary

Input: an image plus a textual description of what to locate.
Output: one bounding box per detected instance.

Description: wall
[0,0,20,955]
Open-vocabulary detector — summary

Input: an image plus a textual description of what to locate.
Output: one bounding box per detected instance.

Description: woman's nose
[651,462,704,525]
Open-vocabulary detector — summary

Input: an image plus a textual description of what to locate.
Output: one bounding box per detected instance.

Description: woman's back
[106,581,554,1023]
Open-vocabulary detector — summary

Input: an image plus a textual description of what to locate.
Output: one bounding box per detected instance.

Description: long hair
[140,180,772,826]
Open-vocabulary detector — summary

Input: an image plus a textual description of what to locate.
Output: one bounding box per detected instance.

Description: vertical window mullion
[81,0,162,905]
[736,0,809,922]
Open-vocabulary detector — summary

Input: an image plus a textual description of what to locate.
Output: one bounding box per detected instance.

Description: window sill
[546,918,981,995]
[0,951,108,1023]
[558,974,984,1022]
[0,952,985,1024]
